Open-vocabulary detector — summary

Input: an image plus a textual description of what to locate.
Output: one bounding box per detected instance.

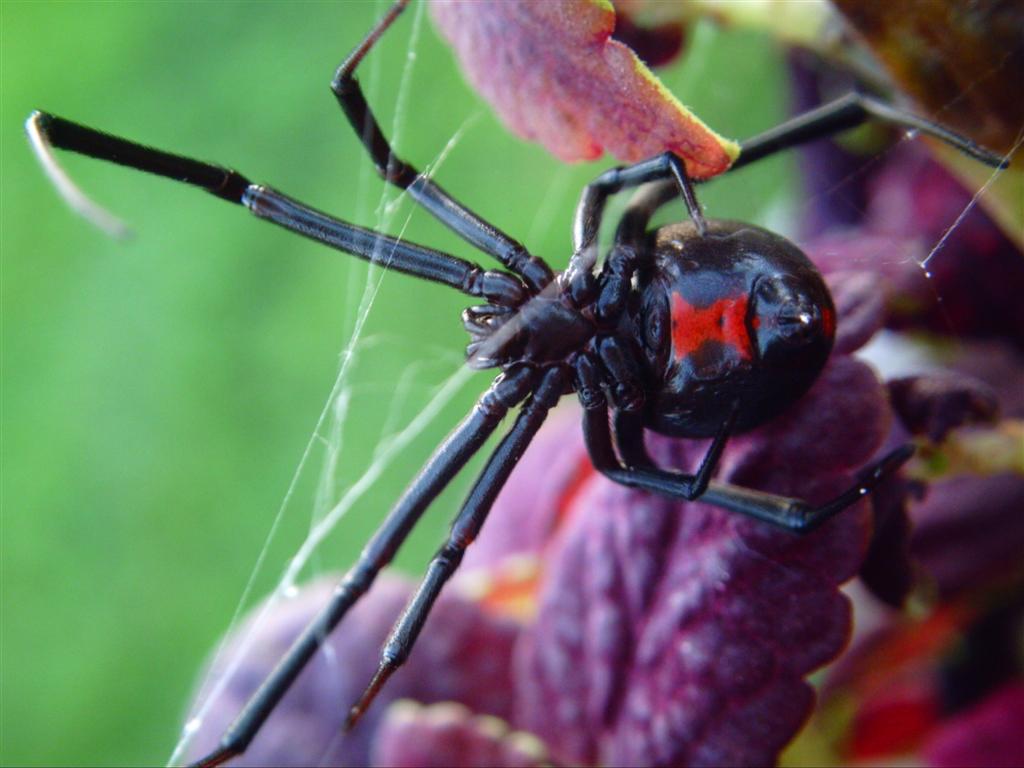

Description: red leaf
[430,0,739,178]
[849,680,941,759]
[923,682,1024,768]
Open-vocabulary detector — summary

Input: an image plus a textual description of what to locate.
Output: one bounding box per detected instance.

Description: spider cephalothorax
[26,1,1005,764]
[463,289,594,371]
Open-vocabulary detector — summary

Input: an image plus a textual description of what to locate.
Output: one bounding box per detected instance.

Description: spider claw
[344,663,394,731]
[187,744,238,768]
[342,707,362,733]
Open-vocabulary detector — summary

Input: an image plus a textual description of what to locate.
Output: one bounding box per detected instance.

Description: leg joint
[380,643,406,668]
[329,70,358,98]
[378,157,417,188]
[504,248,554,291]
[781,502,814,534]
[341,561,377,596]
[436,541,468,569]
[463,267,526,306]
[573,354,607,411]
[478,367,535,416]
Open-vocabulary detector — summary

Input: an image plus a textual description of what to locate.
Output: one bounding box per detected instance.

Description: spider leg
[584,387,913,533]
[613,409,657,468]
[607,92,1010,233]
[26,112,525,307]
[345,366,568,728]
[329,0,555,292]
[188,366,537,768]
[574,151,706,253]
[565,152,704,303]
[732,92,1009,172]
[576,356,733,501]
[614,178,678,252]
[697,448,914,533]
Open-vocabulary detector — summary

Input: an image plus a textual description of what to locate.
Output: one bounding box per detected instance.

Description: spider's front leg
[27,114,529,310]
[344,365,568,728]
[190,366,540,767]
[328,0,554,292]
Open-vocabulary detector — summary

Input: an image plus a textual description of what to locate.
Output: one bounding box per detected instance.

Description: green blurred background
[1,2,795,764]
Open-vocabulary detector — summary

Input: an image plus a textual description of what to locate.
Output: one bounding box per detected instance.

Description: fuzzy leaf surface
[429,0,738,177]
[514,356,888,765]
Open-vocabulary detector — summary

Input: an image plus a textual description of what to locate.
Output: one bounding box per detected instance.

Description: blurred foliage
[1,2,793,765]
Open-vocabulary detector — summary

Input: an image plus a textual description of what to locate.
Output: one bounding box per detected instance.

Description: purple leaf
[911,474,1024,596]
[514,352,888,766]
[371,701,547,768]
[888,374,999,444]
[858,472,919,608]
[826,270,888,356]
[183,573,520,767]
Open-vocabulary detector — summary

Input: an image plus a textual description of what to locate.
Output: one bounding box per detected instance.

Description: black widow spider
[27,2,1007,766]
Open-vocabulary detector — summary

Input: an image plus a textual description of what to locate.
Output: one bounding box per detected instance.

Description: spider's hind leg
[733,92,1009,172]
[700,445,915,533]
[592,91,1011,252]
[586,387,914,534]
[575,365,735,504]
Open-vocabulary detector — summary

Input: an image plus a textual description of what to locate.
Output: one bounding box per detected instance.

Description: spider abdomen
[635,220,835,438]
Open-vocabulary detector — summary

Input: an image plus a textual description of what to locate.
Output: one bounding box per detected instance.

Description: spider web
[166,2,488,762]
[164,9,1022,766]
[787,118,1023,378]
